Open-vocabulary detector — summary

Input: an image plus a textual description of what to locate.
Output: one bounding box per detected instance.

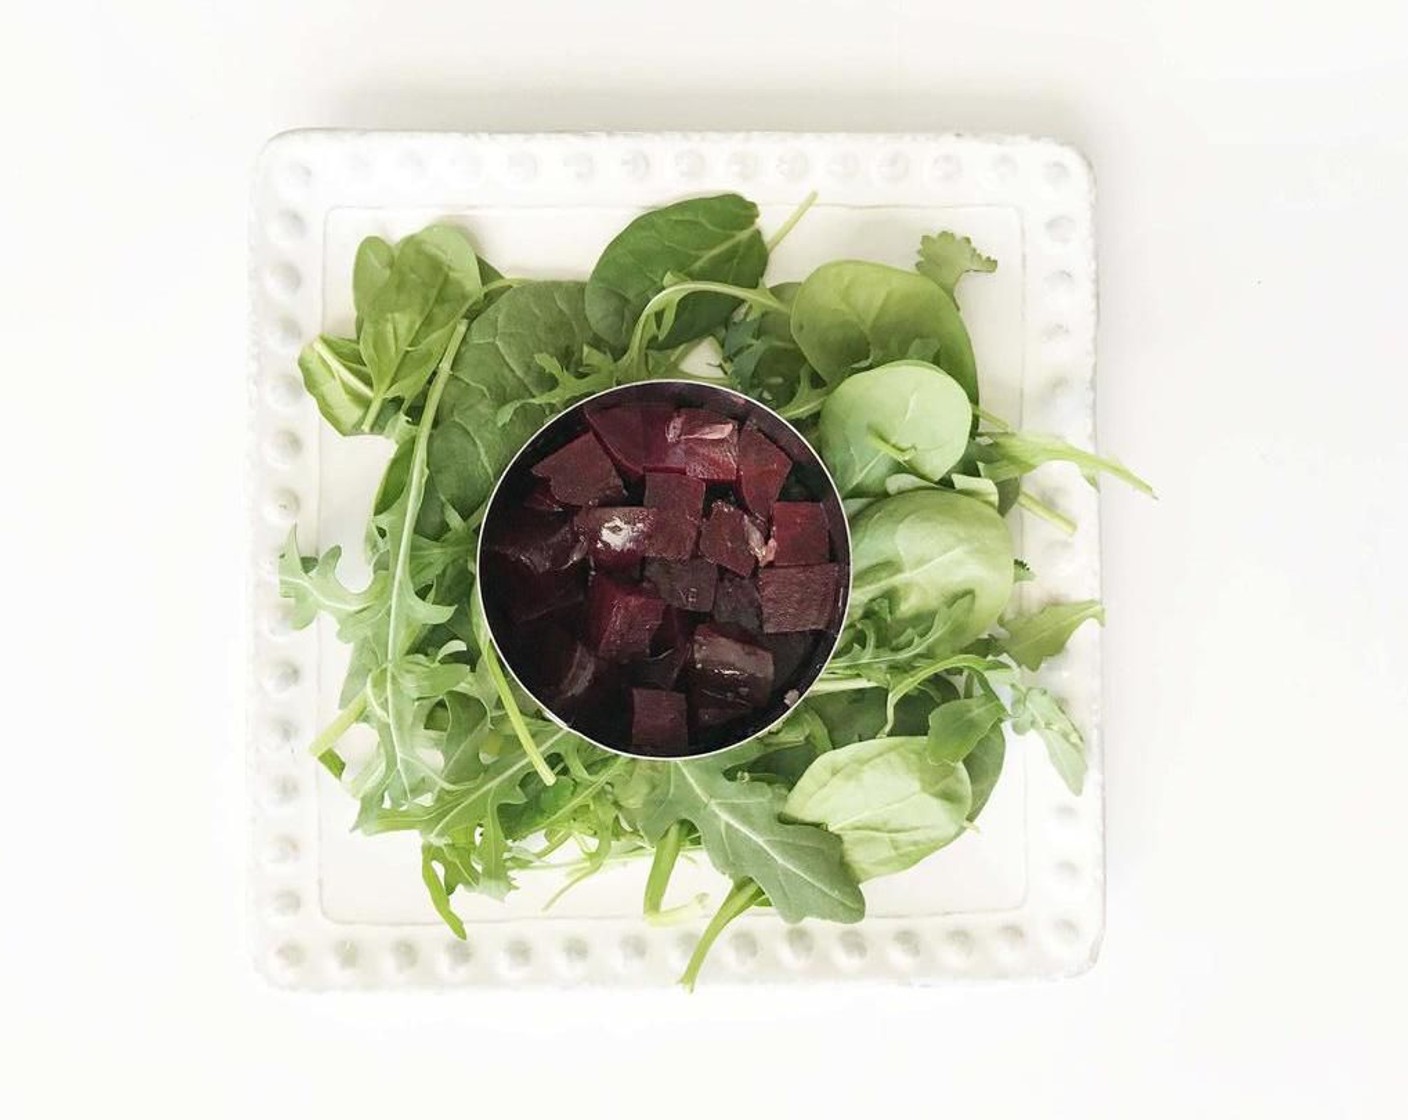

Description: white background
[4,1,1407,1116]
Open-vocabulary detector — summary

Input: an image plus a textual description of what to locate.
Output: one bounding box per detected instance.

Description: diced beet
[635,643,690,690]
[631,689,689,751]
[737,426,792,517]
[758,564,841,633]
[575,507,697,569]
[523,480,567,513]
[531,432,625,507]
[698,500,767,577]
[644,472,706,521]
[586,403,675,480]
[763,632,817,694]
[712,574,763,634]
[690,623,774,706]
[653,606,693,653]
[646,408,740,482]
[691,689,752,730]
[585,573,665,660]
[484,511,583,574]
[769,502,831,567]
[488,557,587,625]
[644,558,719,612]
[532,631,613,719]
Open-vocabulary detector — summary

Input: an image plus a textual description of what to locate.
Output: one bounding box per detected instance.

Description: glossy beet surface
[479,382,849,757]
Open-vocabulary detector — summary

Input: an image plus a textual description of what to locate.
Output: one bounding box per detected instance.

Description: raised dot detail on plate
[266,372,304,410]
[263,660,301,696]
[1045,160,1071,188]
[729,932,759,968]
[670,932,697,970]
[1053,919,1082,948]
[269,890,301,918]
[262,602,295,639]
[876,151,909,182]
[618,935,647,969]
[395,152,426,181]
[563,152,594,182]
[1043,323,1072,345]
[262,717,297,752]
[265,774,300,807]
[269,209,307,244]
[332,941,360,972]
[777,150,808,182]
[505,152,538,183]
[621,150,650,181]
[1045,270,1075,298]
[263,429,303,467]
[1053,803,1080,830]
[675,150,705,180]
[282,162,312,194]
[444,150,482,183]
[501,939,532,975]
[942,929,974,967]
[443,940,473,973]
[1053,861,1082,891]
[265,834,300,865]
[827,153,857,182]
[390,941,419,972]
[273,942,305,972]
[992,154,1018,181]
[264,488,301,526]
[267,317,303,353]
[782,927,814,965]
[1046,215,1076,244]
[930,154,962,183]
[837,930,868,964]
[560,938,590,975]
[998,925,1028,959]
[264,262,301,299]
[891,929,922,965]
[726,150,757,181]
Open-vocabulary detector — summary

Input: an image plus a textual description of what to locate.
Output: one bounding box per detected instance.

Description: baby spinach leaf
[790,261,980,402]
[1000,599,1105,670]
[298,335,377,436]
[926,694,1007,763]
[1011,686,1087,795]
[818,360,973,497]
[637,759,865,923]
[848,489,1015,653]
[427,281,598,518]
[353,236,397,322]
[785,736,972,881]
[586,194,768,352]
[916,231,996,305]
[357,225,484,424]
[963,725,1006,821]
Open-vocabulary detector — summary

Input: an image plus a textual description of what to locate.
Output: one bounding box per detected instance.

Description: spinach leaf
[926,694,1007,763]
[353,236,396,322]
[785,736,972,881]
[357,225,484,424]
[586,195,767,352]
[915,231,996,305]
[298,335,377,436]
[637,758,865,923]
[427,281,598,518]
[818,359,972,497]
[790,261,980,402]
[1011,686,1087,795]
[963,726,1006,821]
[1000,599,1105,670]
[848,489,1014,652]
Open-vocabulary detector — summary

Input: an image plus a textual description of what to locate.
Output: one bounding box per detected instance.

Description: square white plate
[248,130,1103,988]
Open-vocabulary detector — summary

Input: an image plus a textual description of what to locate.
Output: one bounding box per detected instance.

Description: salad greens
[281,194,1149,987]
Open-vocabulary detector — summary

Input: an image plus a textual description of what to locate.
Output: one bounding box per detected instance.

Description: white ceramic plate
[248,130,1103,988]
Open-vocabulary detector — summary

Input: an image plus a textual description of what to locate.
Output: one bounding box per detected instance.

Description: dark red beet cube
[712,574,762,634]
[647,409,740,482]
[533,631,613,719]
[758,564,841,633]
[653,606,693,653]
[737,426,792,517]
[763,632,817,694]
[644,558,719,612]
[644,471,706,521]
[489,557,587,625]
[698,500,767,577]
[631,689,689,751]
[690,623,774,706]
[484,511,583,574]
[531,432,625,508]
[523,480,567,513]
[635,643,690,690]
[770,502,831,567]
[586,403,675,480]
[692,689,752,730]
[585,573,665,660]
[574,507,698,570]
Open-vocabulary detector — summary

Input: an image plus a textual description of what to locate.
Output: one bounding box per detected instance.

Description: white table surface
[4,1,1406,1116]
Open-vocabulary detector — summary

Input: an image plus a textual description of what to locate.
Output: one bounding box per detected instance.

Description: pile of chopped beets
[480,394,847,756]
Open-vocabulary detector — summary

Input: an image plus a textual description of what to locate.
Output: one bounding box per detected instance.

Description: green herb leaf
[1000,599,1105,670]
[353,236,397,322]
[297,335,377,436]
[915,231,997,304]
[1011,686,1087,794]
[637,759,865,923]
[963,725,1006,821]
[926,694,1007,763]
[975,432,1155,495]
[785,736,972,880]
[586,194,768,352]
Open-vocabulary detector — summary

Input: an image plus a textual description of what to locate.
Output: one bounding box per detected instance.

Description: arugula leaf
[427,281,598,518]
[586,194,768,352]
[1000,599,1105,670]
[974,432,1155,495]
[785,736,972,880]
[278,533,388,637]
[916,231,997,304]
[1011,686,1087,795]
[357,225,484,425]
[637,759,864,923]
